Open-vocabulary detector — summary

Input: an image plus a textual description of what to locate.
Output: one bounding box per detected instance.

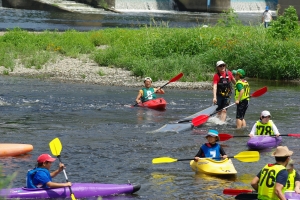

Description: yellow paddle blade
[152,157,178,164]
[49,137,62,156]
[71,193,76,200]
[233,151,260,162]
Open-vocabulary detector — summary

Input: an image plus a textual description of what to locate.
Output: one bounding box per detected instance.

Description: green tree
[268,6,300,40]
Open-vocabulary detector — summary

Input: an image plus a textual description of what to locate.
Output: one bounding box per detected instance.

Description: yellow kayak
[190,158,237,175]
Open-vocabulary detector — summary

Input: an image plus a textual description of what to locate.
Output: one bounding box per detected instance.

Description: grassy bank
[0,7,299,82]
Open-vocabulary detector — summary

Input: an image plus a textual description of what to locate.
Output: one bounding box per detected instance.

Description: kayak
[190,158,237,175]
[137,98,166,110]
[0,183,141,199]
[0,143,33,157]
[235,191,300,199]
[150,105,218,133]
[247,136,282,150]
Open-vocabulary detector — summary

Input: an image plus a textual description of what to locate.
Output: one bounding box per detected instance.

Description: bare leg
[217,110,227,122]
[236,119,246,128]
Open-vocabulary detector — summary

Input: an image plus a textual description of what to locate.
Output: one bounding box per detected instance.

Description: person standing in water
[262,6,273,28]
[135,77,164,104]
[212,61,236,122]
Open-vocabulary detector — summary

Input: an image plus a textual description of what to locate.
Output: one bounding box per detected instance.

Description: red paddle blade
[251,86,267,98]
[169,72,183,83]
[218,133,233,141]
[191,115,209,127]
[287,134,300,137]
[223,189,253,195]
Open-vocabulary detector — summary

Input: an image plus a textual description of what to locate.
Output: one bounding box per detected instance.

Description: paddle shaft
[133,72,183,107]
[57,156,75,199]
[218,133,300,142]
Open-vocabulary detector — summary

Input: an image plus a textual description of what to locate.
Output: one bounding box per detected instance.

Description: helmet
[237,69,245,78]
[265,6,269,10]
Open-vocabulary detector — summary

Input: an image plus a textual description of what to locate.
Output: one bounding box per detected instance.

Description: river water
[1,75,300,199]
[0,7,264,31]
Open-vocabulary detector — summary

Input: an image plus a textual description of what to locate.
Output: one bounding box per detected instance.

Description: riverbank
[0,54,212,90]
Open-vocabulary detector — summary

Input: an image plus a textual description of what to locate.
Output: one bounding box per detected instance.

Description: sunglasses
[262,116,271,119]
[218,65,226,68]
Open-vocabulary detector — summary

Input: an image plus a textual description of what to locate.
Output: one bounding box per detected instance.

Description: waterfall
[115,0,176,11]
[231,0,278,12]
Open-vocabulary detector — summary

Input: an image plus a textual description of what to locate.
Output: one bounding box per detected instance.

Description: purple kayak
[0,183,140,199]
[247,135,282,150]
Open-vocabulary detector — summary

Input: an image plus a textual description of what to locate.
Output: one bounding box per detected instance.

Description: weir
[115,0,176,10]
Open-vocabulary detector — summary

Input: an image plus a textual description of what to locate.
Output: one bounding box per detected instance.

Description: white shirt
[249,120,279,136]
[263,10,272,22]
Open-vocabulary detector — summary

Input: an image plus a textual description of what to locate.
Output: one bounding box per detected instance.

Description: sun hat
[261,110,271,117]
[271,146,293,157]
[265,6,269,10]
[286,159,294,170]
[205,129,220,141]
[144,77,152,83]
[37,154,56,163]
[216,61,226,67]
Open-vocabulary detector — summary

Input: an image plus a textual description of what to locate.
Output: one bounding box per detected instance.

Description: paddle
[49,138,76,200]
[223,188,254,195]
[132,72,184,107]
[192,86,268,127]
[218,133,300,141]
[152,151,259,164]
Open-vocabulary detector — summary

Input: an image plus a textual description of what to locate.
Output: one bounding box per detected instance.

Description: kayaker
[284,159,300,193]
[212,61,236,122]
[232,69,250,128]
[248,110,280,137]
[251,146,293,200]
[135,77,165,104]
[194,129,227,161]
[26,154,72,188]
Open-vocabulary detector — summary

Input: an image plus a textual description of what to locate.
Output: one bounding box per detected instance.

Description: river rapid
[1,76,300,199]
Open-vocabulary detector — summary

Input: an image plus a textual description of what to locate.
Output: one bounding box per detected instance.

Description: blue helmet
[265,6,269,10]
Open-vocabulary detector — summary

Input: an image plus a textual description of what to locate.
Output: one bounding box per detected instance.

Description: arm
[47,181,71,188]
[294,172,300,193]
[251,176,259,191]
[50,163,64,178]
[220,146,227,158]
[194,147,204,161]
[274,183,286,200]
[154,87,165,94]
[271,121,280,136]
[213,84,217,104]
[249,123,257,137]
[135,90,143,104]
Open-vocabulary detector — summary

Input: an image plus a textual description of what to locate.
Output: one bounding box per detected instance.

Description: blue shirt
[32,168,52,188]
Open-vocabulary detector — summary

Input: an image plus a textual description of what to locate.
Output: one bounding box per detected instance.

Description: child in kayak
[194,129,227,161]
[248,110,280,137]
[285,159,300,193]
[232,68,250,129]
[135,77,164,104]
[26,154,72,188]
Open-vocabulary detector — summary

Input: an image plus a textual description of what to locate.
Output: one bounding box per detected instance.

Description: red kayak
[138,98,167,110]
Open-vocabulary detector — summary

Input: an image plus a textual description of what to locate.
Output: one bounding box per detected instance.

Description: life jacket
[284,169,296,191]
[234,79,250,101]
[26,168,50,188]
[200,143,221,161]
[217,70,232,97]
[258,164,286,200]
[141,88,156,102]
[255,120,275,135]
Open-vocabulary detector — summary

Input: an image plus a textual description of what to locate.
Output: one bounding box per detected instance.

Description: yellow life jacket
[234,79,250,101]
[284,169,296,191]
[258,164,286,200]
[256,120,275,136]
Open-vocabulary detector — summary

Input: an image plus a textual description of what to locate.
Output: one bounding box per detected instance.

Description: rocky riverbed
[0,54,212,90]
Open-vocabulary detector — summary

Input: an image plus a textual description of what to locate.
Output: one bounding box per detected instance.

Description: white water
[115,0,176,11]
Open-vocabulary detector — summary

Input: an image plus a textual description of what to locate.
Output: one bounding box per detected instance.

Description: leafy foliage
[267,6,300,40]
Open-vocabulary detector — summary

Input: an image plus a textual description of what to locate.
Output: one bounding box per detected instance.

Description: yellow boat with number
[190,158,237,175]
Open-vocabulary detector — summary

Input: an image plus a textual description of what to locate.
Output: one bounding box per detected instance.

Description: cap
[144,77,152,83]
[286,159,294,169]
[37,154,56,163]
[233,69,245,78]
[216,61,226,67]
[271,146,293,157]
[261,110,271,117]
[205,129,220,141]
[265,6,269,10]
